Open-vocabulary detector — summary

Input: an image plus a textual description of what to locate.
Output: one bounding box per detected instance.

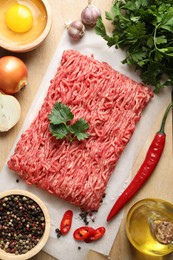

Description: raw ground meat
[8,50,154,211]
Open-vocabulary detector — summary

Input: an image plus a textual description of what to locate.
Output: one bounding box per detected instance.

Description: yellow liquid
[0,0,47,45]
[126,198,173,256]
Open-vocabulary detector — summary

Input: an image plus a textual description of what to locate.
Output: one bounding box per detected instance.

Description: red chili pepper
[60,210,73,235]
[107,102,173,222]
[84,226,106,243]
[73,226,95,241]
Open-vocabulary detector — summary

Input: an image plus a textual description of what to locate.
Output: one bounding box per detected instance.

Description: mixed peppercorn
[0,194,45,255]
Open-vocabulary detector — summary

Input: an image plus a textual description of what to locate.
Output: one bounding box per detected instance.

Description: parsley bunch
[95,0,173,93]
[48,102,89,142]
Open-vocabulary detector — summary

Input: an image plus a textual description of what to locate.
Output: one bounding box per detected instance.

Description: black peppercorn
[55,228,62,238]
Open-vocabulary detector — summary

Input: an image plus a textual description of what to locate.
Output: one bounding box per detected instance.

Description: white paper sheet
[0,30,171,260]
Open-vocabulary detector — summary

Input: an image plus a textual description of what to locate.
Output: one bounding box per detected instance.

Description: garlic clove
[0,93,21,132]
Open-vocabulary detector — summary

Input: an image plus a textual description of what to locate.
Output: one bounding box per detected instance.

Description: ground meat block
[7,50,154,210]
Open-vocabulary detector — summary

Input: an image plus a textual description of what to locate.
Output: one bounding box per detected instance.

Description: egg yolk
[5,4,33,33]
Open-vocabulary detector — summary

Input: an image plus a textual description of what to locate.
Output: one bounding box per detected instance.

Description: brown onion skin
[0,56,28,94]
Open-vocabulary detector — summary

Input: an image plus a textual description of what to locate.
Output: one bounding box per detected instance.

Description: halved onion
[0,93,21,132]
[0,56,28,94]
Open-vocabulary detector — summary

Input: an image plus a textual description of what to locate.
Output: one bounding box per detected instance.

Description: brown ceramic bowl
[0,0,52,52]
[0,189,50,260]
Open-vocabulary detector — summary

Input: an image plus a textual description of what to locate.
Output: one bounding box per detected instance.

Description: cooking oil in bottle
[126,198,173,256]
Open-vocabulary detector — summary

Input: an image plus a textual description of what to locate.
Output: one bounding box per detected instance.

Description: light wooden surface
[0,1,172,260]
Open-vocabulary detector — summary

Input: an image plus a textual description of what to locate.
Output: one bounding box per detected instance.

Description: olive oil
[126,198,173,256]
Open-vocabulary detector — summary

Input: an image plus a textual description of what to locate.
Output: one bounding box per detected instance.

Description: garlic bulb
[81,1,101,27]
[66,20,85,41]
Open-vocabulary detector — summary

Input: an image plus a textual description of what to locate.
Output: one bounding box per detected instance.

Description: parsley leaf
[48,102,73,125]
[95,16,115,47]
[69,119,89,141]
[49,123,69,140]
[48,102,89,142]
[95,0,173,93]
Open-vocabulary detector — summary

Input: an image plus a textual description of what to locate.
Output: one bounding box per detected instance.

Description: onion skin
[0,56,28,94]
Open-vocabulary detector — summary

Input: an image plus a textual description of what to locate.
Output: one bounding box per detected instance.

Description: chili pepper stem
[158,102,173,134]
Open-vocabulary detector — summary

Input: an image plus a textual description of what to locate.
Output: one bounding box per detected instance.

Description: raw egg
[0,0,51,52]
[5,4,33,33]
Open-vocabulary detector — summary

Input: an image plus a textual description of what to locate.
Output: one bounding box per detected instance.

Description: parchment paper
[0,30,171,260]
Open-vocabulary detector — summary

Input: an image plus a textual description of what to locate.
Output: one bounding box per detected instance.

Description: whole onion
[81,1,101,27]
[0,56,28,94]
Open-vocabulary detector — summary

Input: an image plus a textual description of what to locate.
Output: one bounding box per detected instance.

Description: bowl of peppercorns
[0,190,50,259]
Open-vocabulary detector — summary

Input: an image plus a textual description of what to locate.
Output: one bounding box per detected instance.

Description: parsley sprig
[95,0,173,93]
[48,102,89,142]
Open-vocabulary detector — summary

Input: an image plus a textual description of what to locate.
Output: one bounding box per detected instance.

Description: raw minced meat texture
[8,50,154,210]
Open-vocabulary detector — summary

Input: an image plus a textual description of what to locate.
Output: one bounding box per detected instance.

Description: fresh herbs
[48,102,89,142]
[95,0,173,93]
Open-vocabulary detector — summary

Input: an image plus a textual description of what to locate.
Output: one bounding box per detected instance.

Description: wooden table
[0,1,172,259]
